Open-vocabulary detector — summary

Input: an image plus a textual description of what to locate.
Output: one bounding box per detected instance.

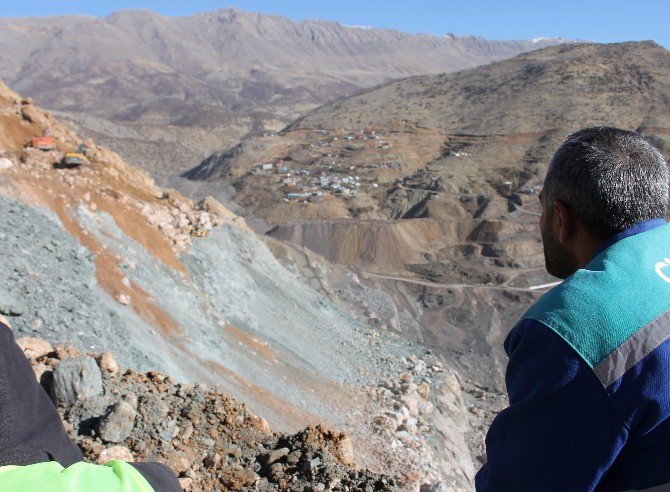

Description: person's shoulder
[504,317,578,360]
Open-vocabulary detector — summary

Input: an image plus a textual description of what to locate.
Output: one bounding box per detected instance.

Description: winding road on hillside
[357,269,560,292]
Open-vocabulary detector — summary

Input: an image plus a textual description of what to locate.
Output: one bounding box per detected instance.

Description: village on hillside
[245,128,447,205]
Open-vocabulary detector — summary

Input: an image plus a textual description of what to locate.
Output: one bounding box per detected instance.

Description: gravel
[29,342,402,491]
[0,196,156,369]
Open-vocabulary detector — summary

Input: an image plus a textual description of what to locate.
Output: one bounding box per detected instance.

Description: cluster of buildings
[250,128,405,204]
[253,161,378,203]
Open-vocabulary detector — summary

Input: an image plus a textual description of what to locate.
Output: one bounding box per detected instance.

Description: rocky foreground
[17,335,399,491]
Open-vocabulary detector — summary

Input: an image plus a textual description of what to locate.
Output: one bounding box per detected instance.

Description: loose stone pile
[363,355,480,491]
[17,336,400,491]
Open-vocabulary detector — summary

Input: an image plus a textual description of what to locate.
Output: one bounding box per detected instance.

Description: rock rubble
[19,336,400,491]
[365,356,478,491]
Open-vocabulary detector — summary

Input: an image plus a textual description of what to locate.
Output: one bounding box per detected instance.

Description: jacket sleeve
[0,460,170,491]
[130,462,182,492]
[0,323,83,466]
[475,319,629,491]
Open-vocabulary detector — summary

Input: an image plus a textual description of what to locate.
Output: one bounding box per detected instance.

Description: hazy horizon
[0,1,668,49]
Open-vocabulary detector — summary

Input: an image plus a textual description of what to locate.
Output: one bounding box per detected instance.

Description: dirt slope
[292,41,670,134]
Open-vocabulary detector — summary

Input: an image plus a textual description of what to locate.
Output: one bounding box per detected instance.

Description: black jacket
[0,323,181,491]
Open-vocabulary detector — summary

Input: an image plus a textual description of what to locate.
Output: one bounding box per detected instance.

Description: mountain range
[0,8,564,177]
[192,41,670,226]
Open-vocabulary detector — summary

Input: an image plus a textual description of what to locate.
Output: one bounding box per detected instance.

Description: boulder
[178,477,193,491]
[21,103,48,125]
[0,290,26,316]
[402,392,421,416]
[417,382,431,399]
[260,447,289,467]
[99,352,119,376]
[51,357,103,406]
[98,400,136,443]
[333,436,355,466]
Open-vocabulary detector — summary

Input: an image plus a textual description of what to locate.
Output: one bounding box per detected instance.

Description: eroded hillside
[0,81,484,489]
[190,42,670,283]
[193,42,670,223]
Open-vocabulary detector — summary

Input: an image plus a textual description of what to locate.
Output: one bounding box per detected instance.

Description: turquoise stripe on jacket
[524,221,670,368]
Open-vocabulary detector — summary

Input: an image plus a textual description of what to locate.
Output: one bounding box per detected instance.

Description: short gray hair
[545,127,669,239]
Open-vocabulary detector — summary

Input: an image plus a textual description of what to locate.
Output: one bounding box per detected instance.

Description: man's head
[540,127,669,278]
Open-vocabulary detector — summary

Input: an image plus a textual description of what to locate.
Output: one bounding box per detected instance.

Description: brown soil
[25,341,399,491]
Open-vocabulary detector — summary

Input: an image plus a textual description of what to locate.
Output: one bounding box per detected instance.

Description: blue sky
[1,1,668,49]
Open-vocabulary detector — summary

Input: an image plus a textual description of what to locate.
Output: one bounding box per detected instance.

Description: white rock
[419,402,434,416]
[179,478,193,490]
[402,393,421,415]
[99,352,119,376]
[98,445,134,464]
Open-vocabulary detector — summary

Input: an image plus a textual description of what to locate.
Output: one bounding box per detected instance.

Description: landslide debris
[0,79,469,489]
[19,335,399,492]
[0,78,242,251]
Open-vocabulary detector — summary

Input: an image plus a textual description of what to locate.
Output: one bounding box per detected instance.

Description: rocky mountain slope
[185,42,670,449]
[290,41,670,133]
[0,8,564,177]
[193,41,670,219]
[190,41,670,253]
[0,81,486,489]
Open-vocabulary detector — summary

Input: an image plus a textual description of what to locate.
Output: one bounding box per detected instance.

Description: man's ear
[553,200,575,243]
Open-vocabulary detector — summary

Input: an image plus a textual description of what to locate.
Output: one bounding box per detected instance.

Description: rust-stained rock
[16,337,53,360]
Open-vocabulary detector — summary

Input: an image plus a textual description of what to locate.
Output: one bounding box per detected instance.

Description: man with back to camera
[475,127,670,491]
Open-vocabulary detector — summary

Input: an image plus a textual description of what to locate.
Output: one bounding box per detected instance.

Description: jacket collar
[595,218,667,257]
